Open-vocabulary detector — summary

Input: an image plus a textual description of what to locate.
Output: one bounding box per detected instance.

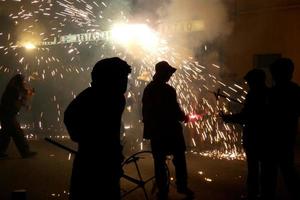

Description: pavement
[0,139,299,200]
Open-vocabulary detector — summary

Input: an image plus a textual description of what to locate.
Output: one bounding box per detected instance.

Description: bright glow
[111,23,159,51]
[23,42,36,50]
[188,113,203,122]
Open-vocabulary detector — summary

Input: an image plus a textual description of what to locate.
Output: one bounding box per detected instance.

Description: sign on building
[158,20,204,34]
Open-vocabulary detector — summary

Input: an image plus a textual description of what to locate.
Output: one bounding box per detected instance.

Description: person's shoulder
[285,82,300,94]
[263,87,272,95]
[144,81,157,90]
[143,82,151,91]
[165,83,176,92]
[76,87,93,98]
[291,82,300,96]
[290,81,300,89]
[1,87,18,99]
[68,87,92,105]
[145,81,153,87]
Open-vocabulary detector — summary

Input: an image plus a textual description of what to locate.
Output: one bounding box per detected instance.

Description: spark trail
[0,0,246,160]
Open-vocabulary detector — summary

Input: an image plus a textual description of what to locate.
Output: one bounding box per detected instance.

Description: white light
[111,23,159,51]
[23,42,36,50]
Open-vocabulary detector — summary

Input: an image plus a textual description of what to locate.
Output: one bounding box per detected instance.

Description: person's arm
[141,88,154,140]
[220,111,245,124]
[297,86,300,117]
[220,92,253,125]
[18,82,34,109]
[64,99,81,142]
[168,87,186,122]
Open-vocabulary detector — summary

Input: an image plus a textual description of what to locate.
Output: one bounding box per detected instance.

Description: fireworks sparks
[0,0,247,160]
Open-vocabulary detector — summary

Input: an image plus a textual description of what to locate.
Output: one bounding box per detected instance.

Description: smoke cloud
[162,0,232,42]
[129,0,233,60]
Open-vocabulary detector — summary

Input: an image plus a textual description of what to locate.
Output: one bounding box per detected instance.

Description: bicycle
[45,138,170,199]
[121,150,170,199]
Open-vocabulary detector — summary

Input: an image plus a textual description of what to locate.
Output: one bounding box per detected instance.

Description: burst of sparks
[0,0,248,160]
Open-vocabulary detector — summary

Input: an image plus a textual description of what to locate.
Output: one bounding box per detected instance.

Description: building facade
[223,0,300,83]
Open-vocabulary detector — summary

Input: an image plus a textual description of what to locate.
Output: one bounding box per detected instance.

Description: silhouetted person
[0,74,36,159]
[64,57,131,200]
[267,58,300,199]
[221,69,269,200]
[142,61,194,200]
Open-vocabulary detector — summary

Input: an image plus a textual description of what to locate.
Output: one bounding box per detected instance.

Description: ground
[0,139,299,200]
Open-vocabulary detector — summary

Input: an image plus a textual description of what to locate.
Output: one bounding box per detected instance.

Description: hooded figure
[64,57,131,200]
[142,61,193,200]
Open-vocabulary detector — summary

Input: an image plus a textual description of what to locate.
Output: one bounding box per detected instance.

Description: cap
[155,61,176,75]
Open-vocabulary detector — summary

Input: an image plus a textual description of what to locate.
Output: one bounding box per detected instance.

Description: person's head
[153,61,176,82]
[91,57,131,94]
[244,69,266,90]
[7,74,25,89]
[270,58,294,85]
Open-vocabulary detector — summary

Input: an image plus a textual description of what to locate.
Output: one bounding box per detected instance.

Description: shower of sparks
[0,0,247,160]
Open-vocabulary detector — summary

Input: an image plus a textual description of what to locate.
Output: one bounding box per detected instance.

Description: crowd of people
[0,57,299,200]
[221,58,300,200]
